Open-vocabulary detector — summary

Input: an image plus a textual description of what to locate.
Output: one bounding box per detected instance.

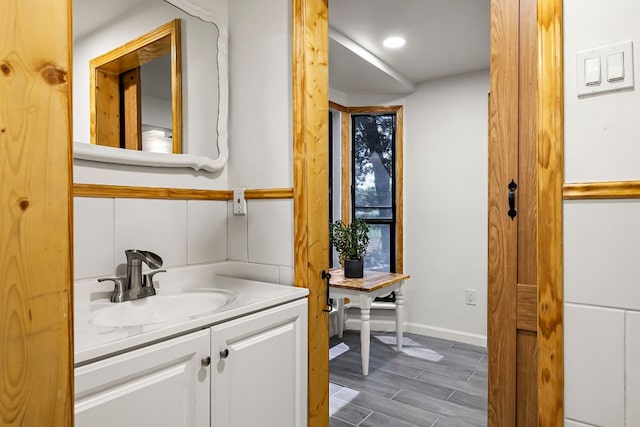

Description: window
[352,113,396,272]
[329,103,404,274]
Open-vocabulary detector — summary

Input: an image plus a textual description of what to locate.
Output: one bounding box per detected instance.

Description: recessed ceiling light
[383,36,406,49]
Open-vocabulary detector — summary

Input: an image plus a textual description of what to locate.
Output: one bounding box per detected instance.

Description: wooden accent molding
[537,0,564,424]
[74,183,230,200]
[73,184,294,200]
[395,107,405,273]
[244,188,293,199]
[564,180,640,199]
[329,101,348,112]
[292,0,330,425]
[340,109,351,222]
[0,0,74,423]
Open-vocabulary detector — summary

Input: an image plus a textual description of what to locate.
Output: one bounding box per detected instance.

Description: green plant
[329,218,370,263]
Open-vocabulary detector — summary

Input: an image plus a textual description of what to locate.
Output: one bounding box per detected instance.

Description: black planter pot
[343,258,364,278]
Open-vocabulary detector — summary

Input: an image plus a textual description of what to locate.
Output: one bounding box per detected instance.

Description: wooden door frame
[1,0,74,424]
[293,0,564,425]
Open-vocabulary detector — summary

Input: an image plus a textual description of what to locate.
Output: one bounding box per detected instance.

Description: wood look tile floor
[329,331,487,427]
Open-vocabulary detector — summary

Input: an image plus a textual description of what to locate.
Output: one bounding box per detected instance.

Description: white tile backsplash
[187,200,227,264]
[74,197,115,279]
[564,200,640,310]
[565,303,625,426]
[227,200,248,261]
[114,199,187,268]
[627,311,640,427]
[279,265,294,286]
[247,199,293,267]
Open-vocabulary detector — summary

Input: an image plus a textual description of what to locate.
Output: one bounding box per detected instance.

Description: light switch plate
[577,40,634,97]
[233,188,246,215]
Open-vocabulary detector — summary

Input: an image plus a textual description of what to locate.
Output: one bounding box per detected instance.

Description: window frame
[328,102,404,274]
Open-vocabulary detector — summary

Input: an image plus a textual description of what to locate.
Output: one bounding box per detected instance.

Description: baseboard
[405,322,487,348]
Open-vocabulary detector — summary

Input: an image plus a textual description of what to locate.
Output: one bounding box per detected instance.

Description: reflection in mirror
[90,19,182,154]
[73,0,228,172]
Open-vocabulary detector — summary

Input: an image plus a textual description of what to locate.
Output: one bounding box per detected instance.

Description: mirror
[73,0,228,172]
[90,19,182,153]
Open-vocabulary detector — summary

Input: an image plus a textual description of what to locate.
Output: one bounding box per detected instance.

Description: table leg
[359,295,372,376]
[395,284,404,351]
[337,298,344,338]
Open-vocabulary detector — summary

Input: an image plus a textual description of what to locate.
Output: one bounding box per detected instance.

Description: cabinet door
[74,329,210,427]
[211,299,308,427]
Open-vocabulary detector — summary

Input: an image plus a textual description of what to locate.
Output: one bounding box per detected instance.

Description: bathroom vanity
[73,273,308,427]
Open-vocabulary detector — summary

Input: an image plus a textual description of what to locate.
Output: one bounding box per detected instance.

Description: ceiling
[329,0,490,97]
[75,0,491,97]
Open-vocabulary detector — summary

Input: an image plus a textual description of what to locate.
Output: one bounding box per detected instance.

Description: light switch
[576,40,634,97]
[607,52,625,81]
[585,57,601,85]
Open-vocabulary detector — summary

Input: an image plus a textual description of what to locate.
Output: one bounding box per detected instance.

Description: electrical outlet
[465,289,477,306]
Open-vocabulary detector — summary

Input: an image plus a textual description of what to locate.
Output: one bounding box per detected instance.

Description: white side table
[329,269,410,376]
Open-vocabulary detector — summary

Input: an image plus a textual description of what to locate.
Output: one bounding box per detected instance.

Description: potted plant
[329,218,370,278]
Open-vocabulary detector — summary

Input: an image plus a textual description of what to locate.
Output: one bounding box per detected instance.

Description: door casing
[292,0,564,426]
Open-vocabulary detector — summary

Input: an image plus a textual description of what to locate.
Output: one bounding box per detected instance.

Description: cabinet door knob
[220,349,230,359]
[201,356,211,367]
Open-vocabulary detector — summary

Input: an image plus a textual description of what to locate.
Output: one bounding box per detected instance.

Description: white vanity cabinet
[210,298,308,427]
[74,297,308,427]
[74,329,211,427]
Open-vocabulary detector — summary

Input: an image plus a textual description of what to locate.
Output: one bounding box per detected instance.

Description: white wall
[564,0,640,425]
[403,71,489,346]
[227,0,295,272]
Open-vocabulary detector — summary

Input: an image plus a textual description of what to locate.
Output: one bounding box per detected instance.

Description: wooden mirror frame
[89,19,182,154]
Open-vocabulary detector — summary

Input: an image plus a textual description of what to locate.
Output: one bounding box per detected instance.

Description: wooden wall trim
[564,180,640,199]
[537,0,564,424]
[1,0,73,423]
[340,109,351,222]
[329,101,348,112]
[73,184,294,200]
[395,107,405,274]
[292,0,330,425]
[244,188,294,199]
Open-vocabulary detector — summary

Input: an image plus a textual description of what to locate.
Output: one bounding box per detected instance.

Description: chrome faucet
[98,249,165,303]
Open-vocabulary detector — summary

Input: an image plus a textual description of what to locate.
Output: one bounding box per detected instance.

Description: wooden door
[0,0,74,425]
[488,0,537,424]
[488,0,564,425]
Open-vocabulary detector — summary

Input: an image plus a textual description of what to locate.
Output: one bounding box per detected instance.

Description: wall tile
[187,200,227,264]
[247,199,293,267]
[74,197,115,279]
[279,266,294,286]
[115,199,187,269]
[565,303,624,426]
[227,201,248,261]
[627,311,640,427]
[564,200,640,310]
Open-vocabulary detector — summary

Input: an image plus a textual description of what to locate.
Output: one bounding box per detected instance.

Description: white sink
[91,290,237,327]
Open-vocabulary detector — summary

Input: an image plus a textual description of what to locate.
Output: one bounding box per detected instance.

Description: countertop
[74,275,308,366]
